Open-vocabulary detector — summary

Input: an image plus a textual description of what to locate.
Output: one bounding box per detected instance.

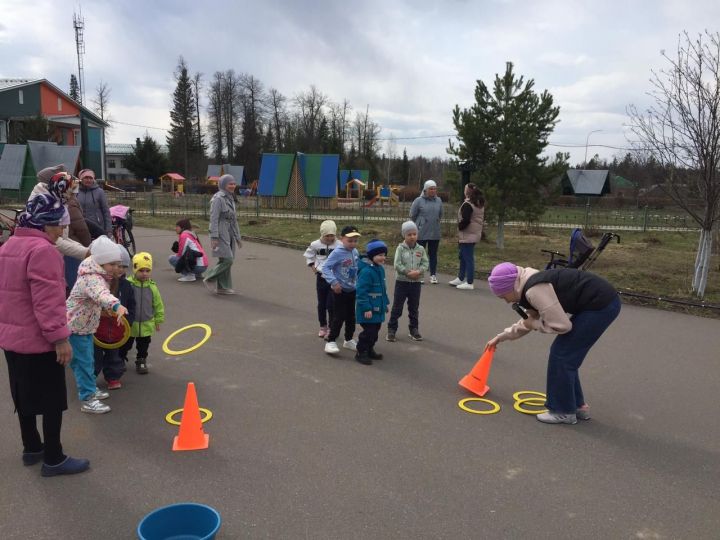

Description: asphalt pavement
[1,226,718,539]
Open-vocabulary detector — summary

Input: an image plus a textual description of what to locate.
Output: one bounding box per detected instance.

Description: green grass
[136,213,720,317]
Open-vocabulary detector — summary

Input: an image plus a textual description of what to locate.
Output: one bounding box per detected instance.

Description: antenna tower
[73,9,86,105]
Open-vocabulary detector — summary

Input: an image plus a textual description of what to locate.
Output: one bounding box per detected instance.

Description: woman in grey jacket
[203,174,241,294]
[76,169,112,236]
[409,179,443,284]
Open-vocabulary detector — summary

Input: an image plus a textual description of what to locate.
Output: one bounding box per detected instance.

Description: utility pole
[73,10,86,105]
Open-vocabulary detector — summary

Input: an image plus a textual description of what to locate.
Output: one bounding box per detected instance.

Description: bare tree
[237,74,266,178]
[628,31,720,298]
[192,72,205,157]
[221,70,241,161]
[268,88,287,151]
[92,80,111,123]
[295,85,328,151]
[207,71,225,160]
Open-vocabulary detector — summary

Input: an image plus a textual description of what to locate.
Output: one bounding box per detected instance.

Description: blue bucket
[137,503,221,540]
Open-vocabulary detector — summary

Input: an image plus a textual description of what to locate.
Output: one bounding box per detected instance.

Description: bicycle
[0,208,22,247]
[110,205,136,256]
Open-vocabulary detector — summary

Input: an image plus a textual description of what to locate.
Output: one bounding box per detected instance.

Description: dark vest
[519,269,617,315]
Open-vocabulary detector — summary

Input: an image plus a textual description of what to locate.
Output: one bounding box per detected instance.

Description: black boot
[355,350,372,365]
[368,348,383,360]
[135,358,149,374]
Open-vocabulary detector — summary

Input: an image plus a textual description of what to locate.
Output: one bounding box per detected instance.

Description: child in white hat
[303,220,342,338]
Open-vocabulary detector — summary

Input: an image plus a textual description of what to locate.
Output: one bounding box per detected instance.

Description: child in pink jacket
[66,236,127,414]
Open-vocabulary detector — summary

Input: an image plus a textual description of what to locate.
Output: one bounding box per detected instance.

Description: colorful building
[0,78,108,178]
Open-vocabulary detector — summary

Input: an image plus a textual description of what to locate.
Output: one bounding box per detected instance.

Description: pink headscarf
[488,262,519,296]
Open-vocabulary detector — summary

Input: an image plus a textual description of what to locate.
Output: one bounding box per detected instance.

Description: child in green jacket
[119,252,165,374]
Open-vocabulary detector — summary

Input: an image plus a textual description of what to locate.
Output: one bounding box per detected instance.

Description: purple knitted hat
[488,262,519,296]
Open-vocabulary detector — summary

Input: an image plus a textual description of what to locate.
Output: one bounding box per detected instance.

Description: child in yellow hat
[119,252,165,374]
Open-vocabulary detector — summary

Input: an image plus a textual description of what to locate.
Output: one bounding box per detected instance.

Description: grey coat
[209,190,241,259]
[409,194,443,241]
[77,181,112,234]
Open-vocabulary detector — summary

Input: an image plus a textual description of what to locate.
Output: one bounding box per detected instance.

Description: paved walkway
[1,227,718,538]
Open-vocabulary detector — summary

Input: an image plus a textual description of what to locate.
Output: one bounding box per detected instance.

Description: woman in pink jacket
[0,193,90,477]
[169,218,208,282]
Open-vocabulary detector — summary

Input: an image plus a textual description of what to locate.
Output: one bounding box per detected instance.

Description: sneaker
[91,389,109,400]
[409,329,423,341]
[216,288,236,295]
[355,351,372,365]
[448,277,464,286]
[385,332,396,342]
[343,339,357,351]
[457,282,474,290]
[136,361,149,375]
[536,411,577,425]
[41,456,90,477]
[318,326,329,338]
[576,407,591,421]
[22,450,44,466]
[106,379,122,390]
[203,278,216,293]
[324,341,340,355]
[368,349,383,360]
[430,275,438,284]
[80,398,111,414]
[178,274,196,282]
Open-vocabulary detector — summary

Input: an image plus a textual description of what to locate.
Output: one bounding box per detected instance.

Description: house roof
[0,78,109,127]
[0,144,27,189]
[161,173,185,181]
[563,169,611,196]
[105,143,168,155]
[26,141,80,175]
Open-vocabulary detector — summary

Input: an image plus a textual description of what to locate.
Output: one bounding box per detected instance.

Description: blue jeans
[545,296,621,413]
[168,255,207,277]
[458,243,476,284]
[418,239,439,275]
[388,281,421,332]
[69,334,97,401]
[64,256,81,293]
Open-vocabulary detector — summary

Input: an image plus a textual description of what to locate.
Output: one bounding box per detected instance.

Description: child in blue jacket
[355,239,390,365]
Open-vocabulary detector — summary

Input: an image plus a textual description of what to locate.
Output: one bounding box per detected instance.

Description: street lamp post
[584,129,602,166]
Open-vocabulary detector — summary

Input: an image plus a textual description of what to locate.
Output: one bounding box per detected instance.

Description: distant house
[561,169,612,196]
[0,141,81,198]
[0,78,108,178]
[105,143,169,181]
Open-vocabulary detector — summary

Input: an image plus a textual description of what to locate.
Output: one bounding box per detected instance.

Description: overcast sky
[1,0,718,165]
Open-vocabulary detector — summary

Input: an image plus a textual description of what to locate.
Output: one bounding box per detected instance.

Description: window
[18,90,23,105]
[108,159,117,169]
[117,159,123,168]
[58,97,62,111]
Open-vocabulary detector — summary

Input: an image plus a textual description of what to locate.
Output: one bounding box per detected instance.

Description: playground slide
[363,196,379,208]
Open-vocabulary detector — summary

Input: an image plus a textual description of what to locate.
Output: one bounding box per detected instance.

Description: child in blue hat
[354,239,390,365]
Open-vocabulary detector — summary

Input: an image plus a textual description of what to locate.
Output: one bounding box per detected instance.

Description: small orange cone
[172,382,210,451]
[459,346,495,397]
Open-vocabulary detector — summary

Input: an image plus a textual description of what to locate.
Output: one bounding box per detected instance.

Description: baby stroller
[542,228,620,271]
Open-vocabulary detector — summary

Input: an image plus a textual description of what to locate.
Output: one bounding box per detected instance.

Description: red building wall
[39,83,80,117]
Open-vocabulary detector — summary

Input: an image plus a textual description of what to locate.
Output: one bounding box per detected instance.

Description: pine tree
[449,62,563,248]
[166,57,204,177]
[125,135,168,183]
[401,148,410,185]
[69,75,80,102]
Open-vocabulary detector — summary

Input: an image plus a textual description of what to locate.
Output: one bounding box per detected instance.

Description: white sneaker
[80,399,111,414]
[92,389,109,400]
[448,277,464,286]
[456,282,474,290]
[343,339,357,351]
[178,275,196,282]
[430,275,438,284]
[324,341,340,354]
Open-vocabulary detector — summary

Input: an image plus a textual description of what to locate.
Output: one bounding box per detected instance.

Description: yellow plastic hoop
[513,398,548,415]
[458,397,501,415]
[165,407,213,426]
[93,317,131,350]
[513,390,546,401]
[162,323,212,356]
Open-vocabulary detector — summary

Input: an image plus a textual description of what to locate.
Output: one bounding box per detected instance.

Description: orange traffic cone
[172,382,210,451]
[458,346,495,397]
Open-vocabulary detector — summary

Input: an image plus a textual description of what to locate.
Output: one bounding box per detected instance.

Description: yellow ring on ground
[162,323,212,356]
[458,397,501,415]
[165,407,213,425]
[513,398,549,415]
[513,390,547,401]
[93,317,131,350]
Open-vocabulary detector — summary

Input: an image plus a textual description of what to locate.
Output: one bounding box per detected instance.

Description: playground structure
[363,184,400,207]
[160,173,185,194]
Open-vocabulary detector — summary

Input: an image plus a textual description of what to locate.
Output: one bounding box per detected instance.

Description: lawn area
[137,213,720,316]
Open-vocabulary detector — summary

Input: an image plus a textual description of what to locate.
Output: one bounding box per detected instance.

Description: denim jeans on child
[69,334,98,401]
[545,296,621,413]
[458,243,476,284]
[316,273,334,328]
[327,290,356,342]
[168,255,207,277]
[357,323,381,353]
[388,281,421,332]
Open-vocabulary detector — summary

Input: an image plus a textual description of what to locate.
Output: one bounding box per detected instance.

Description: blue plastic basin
[137,503,221,540]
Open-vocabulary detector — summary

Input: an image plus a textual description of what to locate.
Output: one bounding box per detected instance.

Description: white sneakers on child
[430,275,438,284]
[457,282,474,290]
[324,341,340,355]
[448,277,463,286]
[178,274,196,282]
[81,398,110,414]
[343,339,357,351]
